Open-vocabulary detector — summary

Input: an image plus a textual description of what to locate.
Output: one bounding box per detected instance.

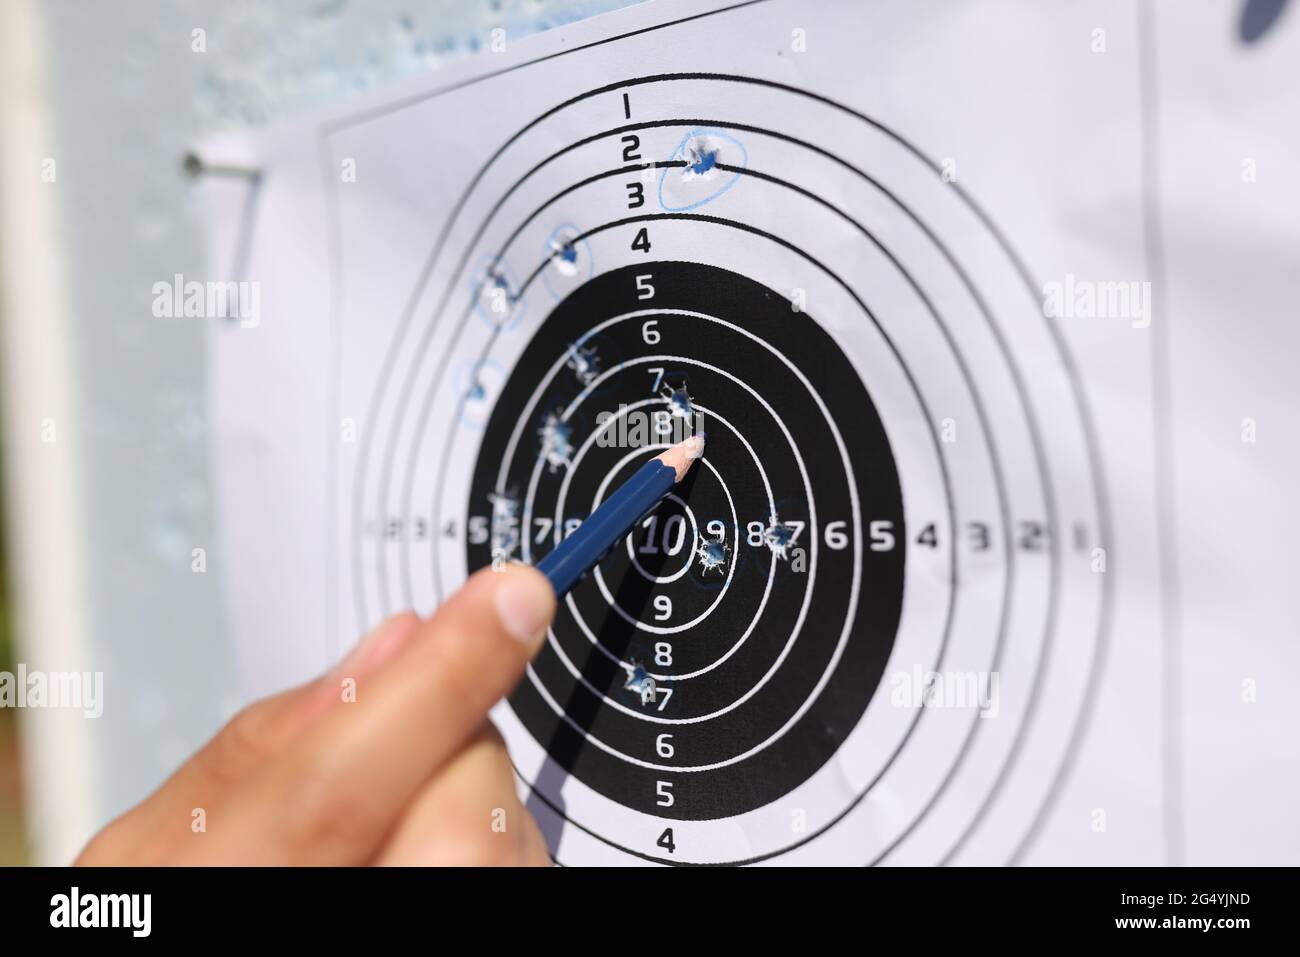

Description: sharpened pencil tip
[658,434,707,482]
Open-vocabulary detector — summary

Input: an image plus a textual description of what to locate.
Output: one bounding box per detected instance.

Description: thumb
[405,561,558,715]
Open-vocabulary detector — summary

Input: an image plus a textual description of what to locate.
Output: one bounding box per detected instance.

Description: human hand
[76,565,556,866]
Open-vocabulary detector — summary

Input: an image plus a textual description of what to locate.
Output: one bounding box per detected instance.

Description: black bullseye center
[466,262,905,824]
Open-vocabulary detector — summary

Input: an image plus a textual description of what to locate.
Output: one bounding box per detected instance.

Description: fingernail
[494,568,555,649]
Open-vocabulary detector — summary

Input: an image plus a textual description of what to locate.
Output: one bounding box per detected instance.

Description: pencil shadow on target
[527,468,701,854]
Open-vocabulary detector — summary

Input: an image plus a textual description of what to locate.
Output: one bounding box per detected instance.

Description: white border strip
[0,0,98,864]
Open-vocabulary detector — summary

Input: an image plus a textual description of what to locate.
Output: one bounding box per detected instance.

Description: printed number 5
[656,780,674,807]
[636,274,655,300]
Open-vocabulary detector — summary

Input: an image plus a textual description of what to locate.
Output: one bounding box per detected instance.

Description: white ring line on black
[622,491,699,586]
[508,339,829,715]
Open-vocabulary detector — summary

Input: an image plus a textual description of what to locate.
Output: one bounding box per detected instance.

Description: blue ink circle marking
[658,128,748,212]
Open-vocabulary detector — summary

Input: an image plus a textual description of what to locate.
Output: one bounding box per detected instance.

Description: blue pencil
[536,434,706,597]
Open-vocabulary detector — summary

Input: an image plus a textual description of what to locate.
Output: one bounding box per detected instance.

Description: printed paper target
[330,68,1110,866]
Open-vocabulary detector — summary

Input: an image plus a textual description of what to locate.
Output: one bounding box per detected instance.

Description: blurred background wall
[0,0,639,866]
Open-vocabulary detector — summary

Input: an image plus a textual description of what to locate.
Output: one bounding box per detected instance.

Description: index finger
[189,564,554,865]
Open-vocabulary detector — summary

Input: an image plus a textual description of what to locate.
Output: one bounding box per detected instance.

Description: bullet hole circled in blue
[470,254,526,332]
[455,357,506,432]
[542,223,594,302]
[658,128,748,212]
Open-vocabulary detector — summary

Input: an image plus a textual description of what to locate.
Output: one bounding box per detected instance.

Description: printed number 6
[642,318,661,344]
[825,521,849,550]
